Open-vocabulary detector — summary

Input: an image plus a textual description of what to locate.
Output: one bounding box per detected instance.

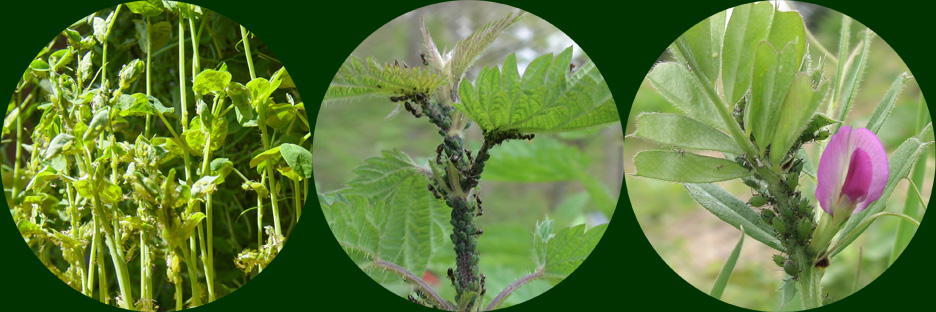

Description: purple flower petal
[840,148,872,204]
[815,126,889,216]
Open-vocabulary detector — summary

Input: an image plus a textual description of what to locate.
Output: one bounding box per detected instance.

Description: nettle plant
[632,2,930,309]
[320,12,618,311]
[3,1,310,311]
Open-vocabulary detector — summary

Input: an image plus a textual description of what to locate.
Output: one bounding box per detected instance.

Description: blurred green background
[311,1,623,308]
[624,2,933,311]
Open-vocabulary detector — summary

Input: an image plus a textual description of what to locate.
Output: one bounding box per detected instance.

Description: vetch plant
[318,7,619,311]
[3,1,310,310]
[629,2,930,309]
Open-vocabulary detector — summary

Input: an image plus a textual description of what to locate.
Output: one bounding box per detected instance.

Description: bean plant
[319,11,618,311]
[3,1,310,310]
[630,2,930,309]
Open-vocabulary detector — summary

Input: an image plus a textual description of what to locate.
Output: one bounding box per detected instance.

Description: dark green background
[0,0,930,311]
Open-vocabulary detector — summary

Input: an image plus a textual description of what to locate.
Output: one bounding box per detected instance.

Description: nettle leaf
[193,69,232,95]
[456,47,618,133]
[832,132,933,257]
[535,222,607,285]
[684,183,784,251]
[647,62,725,130]
[324,56,445,105]
[633,113,742,154]
[722,1,774,106]
[533,218,555,266]
[325,150,450,283]
[770,73,830,165]
[634,150,750,183]
[670,9,726,87]
[279,143,312,179]
[448,12,524,82]
[866,73,912,134]
[483,136,586,182]
[250,146,281,168]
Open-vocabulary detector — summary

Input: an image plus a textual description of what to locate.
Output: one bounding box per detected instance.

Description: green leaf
[670,9,726,87]
[264,102,297,129]
[748,40,799,156]
[324,150,450,283]
[710,227,745,299]
[78,51,93,82]
[278,167,302,182]
[226,82,256,127]
[246,77,280,109]
[118,59,144,90]
[836,30,874,122]
[182,118,226,157]
[448,12,524,81]
[537,223,607,285]
[83,108,110,141]
[483,137,586,182]
[134,20,171,54]
[125,0,164,17]
[25,166,59,192]
[191,175,220,198]
[779,278,797,308]
[92,14,110,44]
[193,69,232,95]
[634,150,750,183]
[45,133,76,160]
[770,73,830,165]
[633,113,742,154]
[455,47,618,133]
[279,143,313,179]
[831,134,933,257]
[533,218,555,267]
[647,62,725,130]
[722,2,775,106]
[324,56,445,105]
[100,180,123,203]
[866,73,912,134]
[49,48,76,73]
[115,93,159,116]
[765,10,807,73]
[210,158,233,178]
[29,59,50,78]
[684,183,783,251]
[249,146,281,168]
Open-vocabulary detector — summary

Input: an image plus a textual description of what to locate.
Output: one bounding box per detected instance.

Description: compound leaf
[455,47,618,133]
[324,56,445,105]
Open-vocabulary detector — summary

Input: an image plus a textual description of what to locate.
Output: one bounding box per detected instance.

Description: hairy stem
[373,259,453,311]
[485,269,543,311]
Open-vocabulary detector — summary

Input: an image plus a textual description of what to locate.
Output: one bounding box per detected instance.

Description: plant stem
[486,269,543,311]
[145,15,152,137]
[795,247,824,309]
[240,26,256,80]
[293,178,302,221]
[90,194,133,309]
[372,259,452,311]
[179,242,202,306]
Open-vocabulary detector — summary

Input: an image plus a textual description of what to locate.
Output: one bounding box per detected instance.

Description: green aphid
[816,130,830,141]
[785,176,799,190]
[761,209,776,224]
[797,199,811,215]
[772,217,788,235]
[796,219,813,242]
[783,260,798,277]
[773,254,785,267]
[749,195,768,207]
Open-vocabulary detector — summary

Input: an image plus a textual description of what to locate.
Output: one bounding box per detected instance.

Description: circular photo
[2,1,309,310]
[314,1,621,310]
[624,1,932,310]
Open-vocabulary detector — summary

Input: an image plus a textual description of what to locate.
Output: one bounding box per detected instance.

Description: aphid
[686,61,693,72]
[783,260,798,277]
[716,165,723,170]
[447,268,455,285]
[674,147,685,156]
[420,52,429,65]
[569,63,575,73]
[464,148,473,163]
[815,257,829,269]
[475,229,483,236]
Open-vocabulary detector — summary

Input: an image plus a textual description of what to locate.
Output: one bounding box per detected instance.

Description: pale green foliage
[323,150,450,282]
[448,12,524,83]
[684,183,783,251]
[632,113,742,154]
[866,73,912,134]
[721,2,774,107]
[647,62,726,130]
[455,47,618,133]
[634,151,751,183]
[324,56,445,105]
[670,10,726,87]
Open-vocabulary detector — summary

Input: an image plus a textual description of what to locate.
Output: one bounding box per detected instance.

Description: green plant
[319,11,619,311]
[629,2,930,309]
[2,1,310,310]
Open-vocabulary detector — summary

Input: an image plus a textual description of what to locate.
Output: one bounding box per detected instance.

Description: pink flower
[815,126,889,216]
